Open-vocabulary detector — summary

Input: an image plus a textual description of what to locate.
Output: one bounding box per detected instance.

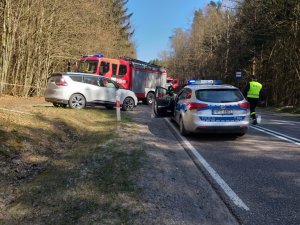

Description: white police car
[154,80,250,136]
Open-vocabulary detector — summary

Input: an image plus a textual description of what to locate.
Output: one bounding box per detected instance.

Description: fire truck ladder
[120,56,161,70]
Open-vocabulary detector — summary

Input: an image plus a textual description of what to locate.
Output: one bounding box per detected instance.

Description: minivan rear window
[69,75,83,82]
[48,75,61,83]
[196,89,244,103]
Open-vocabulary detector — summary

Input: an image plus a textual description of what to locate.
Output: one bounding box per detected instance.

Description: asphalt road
[165,107,300,225]
[127,104,240,225]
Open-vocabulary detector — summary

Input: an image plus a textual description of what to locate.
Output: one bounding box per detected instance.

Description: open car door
[153,86,175,117]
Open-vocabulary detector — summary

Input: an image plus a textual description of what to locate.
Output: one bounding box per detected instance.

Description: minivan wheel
[122,97,135,111]
[146,92,155,105]
[179,117,189,136]
[69,94,86,109]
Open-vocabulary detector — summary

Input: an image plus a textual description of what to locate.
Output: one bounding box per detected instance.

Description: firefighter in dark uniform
[244,75,264,125]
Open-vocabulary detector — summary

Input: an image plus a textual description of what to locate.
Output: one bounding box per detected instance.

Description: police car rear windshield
[196,89,244,103]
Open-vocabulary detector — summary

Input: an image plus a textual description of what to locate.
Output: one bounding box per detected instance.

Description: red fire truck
[76,54,166,105]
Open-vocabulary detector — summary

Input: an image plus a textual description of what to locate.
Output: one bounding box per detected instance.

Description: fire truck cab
[77,54,166,105]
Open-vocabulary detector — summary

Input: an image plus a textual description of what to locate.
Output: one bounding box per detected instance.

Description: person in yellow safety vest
[244,75,264,125]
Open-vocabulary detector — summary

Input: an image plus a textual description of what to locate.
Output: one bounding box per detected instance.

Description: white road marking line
[0,107,35,116]
[164,118,250,211]
[251,126,300,146]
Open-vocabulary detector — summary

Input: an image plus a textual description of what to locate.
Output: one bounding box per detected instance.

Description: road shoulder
[127,105,239,225]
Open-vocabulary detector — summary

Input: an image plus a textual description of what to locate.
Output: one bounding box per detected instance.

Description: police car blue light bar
[82,54,104,58]
[188,80,222,85]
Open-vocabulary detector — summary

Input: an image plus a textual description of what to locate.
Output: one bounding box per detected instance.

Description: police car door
[153,86,174,117]
[174,88,192,123]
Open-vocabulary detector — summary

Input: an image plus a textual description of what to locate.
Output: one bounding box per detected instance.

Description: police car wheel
[179,117,189,136]
[153,100,159,117]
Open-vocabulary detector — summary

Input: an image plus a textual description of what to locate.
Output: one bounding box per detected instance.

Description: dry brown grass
[0,96,144,225]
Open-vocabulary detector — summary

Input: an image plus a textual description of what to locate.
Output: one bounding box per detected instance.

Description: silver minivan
[44,72,137,110]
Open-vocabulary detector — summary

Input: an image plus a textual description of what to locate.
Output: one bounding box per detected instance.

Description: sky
[127,0,210,62]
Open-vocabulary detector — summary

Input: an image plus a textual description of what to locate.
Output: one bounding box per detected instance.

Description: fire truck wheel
[122,97,135,111]
[146,92,155,105]
[69,93,86,109]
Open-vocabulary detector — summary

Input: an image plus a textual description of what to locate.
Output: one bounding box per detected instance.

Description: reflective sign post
[116,95,121,121]
[235,71,242,90]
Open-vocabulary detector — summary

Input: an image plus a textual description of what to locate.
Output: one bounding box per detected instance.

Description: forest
[0,0,299,106]
[157,0,300,106]
[0,0,135,96]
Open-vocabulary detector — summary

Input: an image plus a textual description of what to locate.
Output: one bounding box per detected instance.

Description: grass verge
[0,99,145,225]
[262,105,300,116]
[274,106,300,115]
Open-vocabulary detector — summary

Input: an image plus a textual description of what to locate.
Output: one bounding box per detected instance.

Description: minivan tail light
[55,78,68,86]
[238,102,250,109]
[187,102,208,110]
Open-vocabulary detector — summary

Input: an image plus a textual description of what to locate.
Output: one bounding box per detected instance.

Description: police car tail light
[238,102,250,109]
[187,102,208,110]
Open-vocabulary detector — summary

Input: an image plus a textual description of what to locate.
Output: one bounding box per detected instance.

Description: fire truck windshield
[77,60,98,74]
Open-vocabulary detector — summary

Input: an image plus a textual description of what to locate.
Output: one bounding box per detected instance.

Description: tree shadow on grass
[1,111,142,225]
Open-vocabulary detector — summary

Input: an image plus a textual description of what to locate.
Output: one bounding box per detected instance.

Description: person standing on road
[244,75,264,125]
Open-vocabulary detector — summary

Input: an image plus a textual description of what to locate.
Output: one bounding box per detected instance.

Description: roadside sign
[235,71,242,80]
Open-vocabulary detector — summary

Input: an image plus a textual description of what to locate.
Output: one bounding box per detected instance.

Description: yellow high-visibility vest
[247,81,262,98]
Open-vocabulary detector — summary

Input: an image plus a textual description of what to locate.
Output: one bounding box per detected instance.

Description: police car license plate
[212,109,233,115]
